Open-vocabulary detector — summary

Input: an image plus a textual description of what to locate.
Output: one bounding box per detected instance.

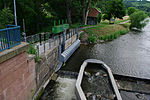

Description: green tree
[0,8,14,28]
[105,0,126,21]
[130,11,148,29]
[148,12,150,16]
[128,7,137,16]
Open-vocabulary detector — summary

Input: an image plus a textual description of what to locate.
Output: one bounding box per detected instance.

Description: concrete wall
[35,46,58,88]
[65,34,77,49]
[0,43,36,100]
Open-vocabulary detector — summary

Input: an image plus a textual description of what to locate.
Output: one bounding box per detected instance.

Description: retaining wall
[35,46,58,88]
[0,32,79,100]
[0,43,36,100]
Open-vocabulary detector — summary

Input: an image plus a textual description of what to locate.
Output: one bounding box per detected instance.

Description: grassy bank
[81,21,130,43]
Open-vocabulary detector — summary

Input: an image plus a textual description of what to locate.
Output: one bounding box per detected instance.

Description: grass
[82,21,130,43]
[85,24,127,36]
[71,23,90,28]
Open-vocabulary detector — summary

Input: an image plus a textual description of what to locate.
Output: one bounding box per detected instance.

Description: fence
[36,28,80,55]
[0,25,21,52]
[21,27,83,55]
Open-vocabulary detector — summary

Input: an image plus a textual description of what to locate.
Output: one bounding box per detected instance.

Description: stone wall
[35,46,58,88]
[0,43,36,100]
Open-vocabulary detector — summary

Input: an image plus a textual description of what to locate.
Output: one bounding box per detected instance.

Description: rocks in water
[95,72,107,77]
[108,94,116,100]
[136,93,144,99]
[86,92,93,98]
[101,73,107,77]
[95,72,100,76]
[92,95,96,100]
[86,93,102,100]
[96,95,101,99]
[84,71,91,77]
[115,80,121,89]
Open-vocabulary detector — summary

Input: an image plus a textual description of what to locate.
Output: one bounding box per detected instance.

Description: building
[87,8,101,25]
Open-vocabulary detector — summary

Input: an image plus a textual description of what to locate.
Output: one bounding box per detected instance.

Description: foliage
[105,0,126,20]
[148,12,150,16]
[0,8,14,28]
[88,34,97,43]
[84,22,129,42]
[99,29,129,41]
[27,44,39,62]
[96,13,102,23]
[124,0,150,13]
[130,11,148,29]
[128,7,137,15]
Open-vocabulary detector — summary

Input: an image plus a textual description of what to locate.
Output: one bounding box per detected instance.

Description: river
[40,19,150,100]
[62,20,150,80]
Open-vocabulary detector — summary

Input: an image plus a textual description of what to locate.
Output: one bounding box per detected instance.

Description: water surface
[62,20,150,79]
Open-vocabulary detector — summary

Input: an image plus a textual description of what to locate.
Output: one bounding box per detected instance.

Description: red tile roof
[88,8,101,18]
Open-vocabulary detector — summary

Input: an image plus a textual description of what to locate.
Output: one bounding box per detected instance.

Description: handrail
[0,25,21,52]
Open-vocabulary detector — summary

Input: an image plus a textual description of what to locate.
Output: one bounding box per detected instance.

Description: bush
[27,44,39,62]
[96,13,102,23]
[88,34,97,43]
[130,11,148,29]
[128,7,137,16]
[147,12,150,17]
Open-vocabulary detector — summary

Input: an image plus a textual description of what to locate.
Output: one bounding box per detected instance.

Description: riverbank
[80,20,130,44]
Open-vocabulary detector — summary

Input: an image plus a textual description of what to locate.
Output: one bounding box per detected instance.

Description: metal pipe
[14,0,17,25]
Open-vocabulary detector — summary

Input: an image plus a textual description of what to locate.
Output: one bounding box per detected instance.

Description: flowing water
[40,77,77,100]
[41,19,150,100]
[62,19,150,80]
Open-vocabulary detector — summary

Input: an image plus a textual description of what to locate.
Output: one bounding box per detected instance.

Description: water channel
[40,19,150,100]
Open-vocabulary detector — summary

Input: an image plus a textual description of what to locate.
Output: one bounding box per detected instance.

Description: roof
[88,8,101,18]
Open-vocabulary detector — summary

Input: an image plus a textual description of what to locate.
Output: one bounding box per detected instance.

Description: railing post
[76,28,79,40]
[39,34,42,45]
[62,29,66,52]
[59,44,62,62]
[49,39,51,49]
[54,36,56,46]
[6,30,10,48]
[44,42,46,53]
[36,45,39,56]
[71,29,73,44]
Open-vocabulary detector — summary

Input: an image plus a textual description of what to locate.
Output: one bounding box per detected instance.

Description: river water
[62,20,150,80]
[40,20,150,100]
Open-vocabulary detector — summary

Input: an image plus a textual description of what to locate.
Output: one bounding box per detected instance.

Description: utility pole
[14,0,17,25]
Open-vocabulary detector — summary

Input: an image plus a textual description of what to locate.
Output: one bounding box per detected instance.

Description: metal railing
[0,25,21,52]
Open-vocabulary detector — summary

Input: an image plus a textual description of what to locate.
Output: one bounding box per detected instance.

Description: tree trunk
[81,0,85,24]
[65,0,72,26]
[84,0,92,25]
[3,0,6,8]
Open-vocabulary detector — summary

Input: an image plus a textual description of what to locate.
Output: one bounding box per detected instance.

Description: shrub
[88,34,97,43]
[128,7,137,16]
[27,44,39,62]
[120,29,129,35]
[96,13,102,23]
[130,11,148,29]
[147,12,150,17]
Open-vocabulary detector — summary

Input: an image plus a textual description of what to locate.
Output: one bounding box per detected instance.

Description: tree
[0,8,14,28]
[148,12,150,16]
[130,11,148,29]
[105,0,126,21]
[128,7,137,16]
